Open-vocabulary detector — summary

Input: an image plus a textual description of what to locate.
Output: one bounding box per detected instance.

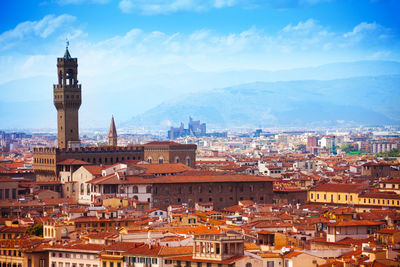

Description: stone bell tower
[108,116,118,146]
[53,42,81,149]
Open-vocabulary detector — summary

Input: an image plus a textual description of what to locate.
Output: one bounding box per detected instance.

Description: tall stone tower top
[54,43,81,149]
[108,116,118,146]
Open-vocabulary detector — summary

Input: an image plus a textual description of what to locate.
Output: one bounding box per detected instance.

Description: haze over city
[1,0,400,130]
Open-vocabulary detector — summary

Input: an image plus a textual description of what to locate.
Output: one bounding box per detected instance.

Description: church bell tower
[54,42,81,149]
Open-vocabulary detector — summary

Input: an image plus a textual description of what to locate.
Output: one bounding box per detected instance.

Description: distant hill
[1,60,400,129]
[125,75,400,129]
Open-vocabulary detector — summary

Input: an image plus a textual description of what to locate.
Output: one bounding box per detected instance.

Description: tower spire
[108,116,118,146]
[64,38,71,59]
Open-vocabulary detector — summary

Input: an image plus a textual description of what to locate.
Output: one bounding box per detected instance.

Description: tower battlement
[60,145,143,153]
[57,57,77,63]
[33,147,58,154]
[53,84,81,90]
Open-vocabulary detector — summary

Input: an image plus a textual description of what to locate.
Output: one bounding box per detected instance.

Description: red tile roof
[57,159,91,165]
[328,220,384,227]
[166,255,246,264]
[145,141,181,146]
[310,183,369,193]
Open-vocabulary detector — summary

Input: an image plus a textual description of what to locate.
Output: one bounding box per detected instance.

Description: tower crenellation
[53,44,81,149]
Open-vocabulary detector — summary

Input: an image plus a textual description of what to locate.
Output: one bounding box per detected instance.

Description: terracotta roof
[0,177,18,183]
[145,141,181,146]
[42,198,77,205]
[89,172,273,185]
[166,255,246,264]
[135,163,193,174]
[328,220,384,227]
[259,253,280,258]
[310,183,369,193]
[83,165,107,176]
[359,192,400,200]
[57,159,90,165]
[376,228,400,234]
[46,243,106,252]
[144,173,274,184]
[0,226,28,233]
[283,251,302,258]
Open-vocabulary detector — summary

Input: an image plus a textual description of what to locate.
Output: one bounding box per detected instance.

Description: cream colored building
[47,244,103,267]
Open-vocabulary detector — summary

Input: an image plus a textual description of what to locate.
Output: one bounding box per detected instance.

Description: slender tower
[53,42,81,149]
[108,116,118,146]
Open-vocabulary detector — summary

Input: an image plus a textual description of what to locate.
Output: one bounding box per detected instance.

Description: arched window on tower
[66,69,74,86]
[59,71,63,85]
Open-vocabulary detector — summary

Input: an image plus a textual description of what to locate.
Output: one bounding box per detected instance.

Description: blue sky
[0,0,399,129]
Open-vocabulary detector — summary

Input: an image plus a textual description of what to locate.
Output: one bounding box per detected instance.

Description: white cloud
[118,0,210,15]
[343,22,393,48]
[57,0,110,5]
[213,0,237,8]
[118,0,134,13]
[0,16,398,87]
[115,0,336,15]
[282,19,321,33]
[0,14,76,51]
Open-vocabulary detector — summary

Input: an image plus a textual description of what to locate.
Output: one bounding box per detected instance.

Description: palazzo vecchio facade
[33,46,196,181]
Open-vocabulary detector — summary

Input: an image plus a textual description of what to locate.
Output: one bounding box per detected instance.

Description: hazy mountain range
[125,75,400,129]
[1,60,400,130]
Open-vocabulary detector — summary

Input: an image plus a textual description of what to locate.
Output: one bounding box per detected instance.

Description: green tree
[296,144,306,152]
[340,144,357,153]
[27,223,43,237]
[376,148,400,157]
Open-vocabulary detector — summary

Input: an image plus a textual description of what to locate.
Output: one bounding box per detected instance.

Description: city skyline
[1,0,400,129]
